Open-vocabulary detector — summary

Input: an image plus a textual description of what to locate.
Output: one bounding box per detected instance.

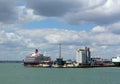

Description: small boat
[112,56,120,66]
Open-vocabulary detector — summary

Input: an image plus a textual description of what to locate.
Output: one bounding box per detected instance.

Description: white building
[76,47,90,64]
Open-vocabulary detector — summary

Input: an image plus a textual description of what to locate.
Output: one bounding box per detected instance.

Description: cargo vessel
[112,56,120,66]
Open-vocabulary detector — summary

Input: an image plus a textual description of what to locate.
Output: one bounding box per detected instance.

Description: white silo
[76,47,90,64]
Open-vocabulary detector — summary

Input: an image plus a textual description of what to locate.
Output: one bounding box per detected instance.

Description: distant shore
[0,60,22,63]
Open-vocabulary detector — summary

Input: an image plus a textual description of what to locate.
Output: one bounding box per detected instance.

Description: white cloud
[0,1,45,25]
[107,22,120,34]
[92,26,106,33]
[17,6,45,24]
[1,0,120,60]
[24,0,120,25]
[6,33,21,42]
[1,26,120,60]
[0,0,120,26]
[0,30,37,48]
[15,27,120,59]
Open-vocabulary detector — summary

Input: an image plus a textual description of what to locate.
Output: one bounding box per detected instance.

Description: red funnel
[35,49,38,54]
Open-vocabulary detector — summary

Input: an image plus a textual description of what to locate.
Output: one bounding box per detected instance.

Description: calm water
[0,63,120,84]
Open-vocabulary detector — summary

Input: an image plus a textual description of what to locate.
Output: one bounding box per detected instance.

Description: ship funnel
[34,49,38,55]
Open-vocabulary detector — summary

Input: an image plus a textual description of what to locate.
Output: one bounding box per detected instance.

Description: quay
[23,46,119,68]
[24,63,117,68]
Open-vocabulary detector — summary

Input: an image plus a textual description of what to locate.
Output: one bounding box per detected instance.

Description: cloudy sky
[0,0,120,60]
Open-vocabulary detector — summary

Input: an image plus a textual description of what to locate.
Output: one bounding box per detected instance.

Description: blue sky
[0,0,120,60]
[22,18,96,31]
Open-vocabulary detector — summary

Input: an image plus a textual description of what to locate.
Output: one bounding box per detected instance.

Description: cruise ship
[23,49,51,66]
[112,56,120,66]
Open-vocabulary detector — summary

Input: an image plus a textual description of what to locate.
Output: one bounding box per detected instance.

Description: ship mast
[59,43,61,58]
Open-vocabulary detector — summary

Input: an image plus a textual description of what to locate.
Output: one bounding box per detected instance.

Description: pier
[24,62,116,68]
[23,46,118,68]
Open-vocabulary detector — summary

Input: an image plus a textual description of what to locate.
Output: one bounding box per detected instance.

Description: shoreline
[24,64,119,68]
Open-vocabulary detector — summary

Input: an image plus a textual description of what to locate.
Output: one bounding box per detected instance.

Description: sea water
[0,63,120,84]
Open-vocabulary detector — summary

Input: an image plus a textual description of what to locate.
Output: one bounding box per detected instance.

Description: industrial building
[76,47,91,65]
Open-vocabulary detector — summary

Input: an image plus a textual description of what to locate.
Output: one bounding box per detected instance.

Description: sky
[0,0,120,60]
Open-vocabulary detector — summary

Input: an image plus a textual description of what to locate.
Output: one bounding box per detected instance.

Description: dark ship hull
[23,62,39,66]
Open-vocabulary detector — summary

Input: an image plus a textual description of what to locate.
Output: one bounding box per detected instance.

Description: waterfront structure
[54,44,65,67]
[112,56,120,66]
[76,47,91,64]
[91,57,103,65]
